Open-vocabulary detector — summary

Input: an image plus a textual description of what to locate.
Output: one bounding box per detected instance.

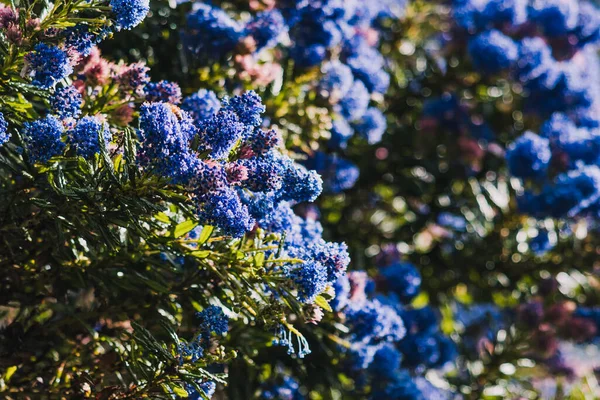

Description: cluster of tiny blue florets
[64,25,99,57]
[137,90,325,238]
[145,80,183,104]
[25,44,73,89]
[328,249,457,398]
[181,89,222,125]
[0,111,9,146]
[22,116,66,163]
[448,0,600,219]
[69,117,111,159]
[178,0,405,194]
[50,86,83,119]
[178,305,229,367]
[110,0,150,31]
[304,152,360,194]
[197,305,229,336]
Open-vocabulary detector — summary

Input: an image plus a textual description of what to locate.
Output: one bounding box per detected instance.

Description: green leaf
[314,295,332,313]
[254,252,265,267]
[155,212,171,223]
[171,384,189,397]
[174,220,197,238]
[198,225,214,244]
[3,366,17,382]
[191,250,210,259]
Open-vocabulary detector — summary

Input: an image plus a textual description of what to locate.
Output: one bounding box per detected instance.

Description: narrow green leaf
[171,384,189,397]
[155,212,170,223]
[314,295,332,313]
[174,220,197,238]
[198,225,214,244]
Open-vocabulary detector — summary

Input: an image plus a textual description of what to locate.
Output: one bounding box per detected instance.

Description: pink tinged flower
[235,54,282,86]
[5,24,22,44]
[117,62,150,95]
[307,305,324,325]
[347,271,369,304]
[26,18,40,32]
[0,6,18,29]
[225,162,249,185]
[112,104,135,126]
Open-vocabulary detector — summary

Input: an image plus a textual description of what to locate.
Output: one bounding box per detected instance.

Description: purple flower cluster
[178,0,406,194]
[178,305,229,367]
[455,0,600,114]
[22,116,66,163]
[70,116,111,159]
[303,151,359,194]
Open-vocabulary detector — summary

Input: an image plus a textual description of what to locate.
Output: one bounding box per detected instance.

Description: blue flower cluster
[144,80,182,104]
[456,0,600,114]
[303,151,360,194]
[22,116,66,163]
[197,305,229,336]
[25,44,73,89]
[110,0,150,31]
[138,90,324,237]
[508,116,600,218]
[183,4,286,59]
[70,116,111,159]
[329,252,456,398]
[0,111,9,146]
[179,305,229,366]
[259,375,304,400]
[21,113,113,163]
[245,198,350,305]
[50,86,83,119]
[285,0,404,191]
[179,0,406,194]
[449,0,600,219]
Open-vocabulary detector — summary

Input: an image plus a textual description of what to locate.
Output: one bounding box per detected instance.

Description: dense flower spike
[184,3,244,58]
[144,81,182,104]
[0,111,9,146]
[197,188,255,237]
[197,305,229,335]
[25,44,73,89]
[137,102,199,184]
[110,0,150,31]
[467,30,518,74]
[245,10,287,51]
[69,116,111,159]
[329,253,455,398]
[50,86,83,119]
[22,116,66,162]
[181,89,221,124]
[506,132,552,180]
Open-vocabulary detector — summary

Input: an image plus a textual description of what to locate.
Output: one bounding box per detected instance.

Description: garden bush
[1,0,600,399]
